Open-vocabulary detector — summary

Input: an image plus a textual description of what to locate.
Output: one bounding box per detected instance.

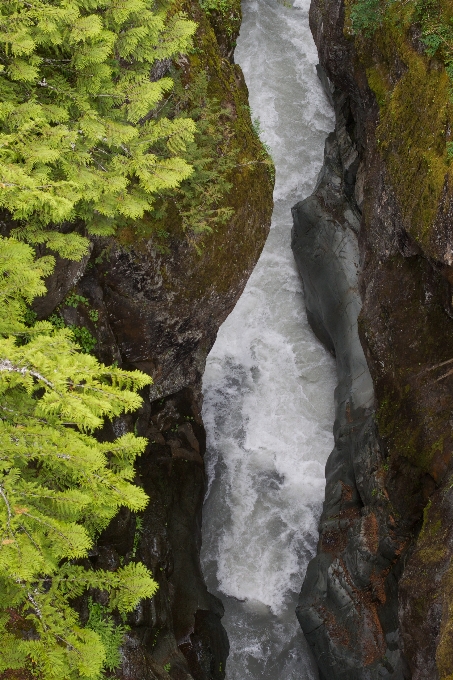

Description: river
[200,0,336,677]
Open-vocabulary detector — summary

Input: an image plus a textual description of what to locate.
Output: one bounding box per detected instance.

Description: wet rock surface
[292,0,453,677]
[95,387,230,680]
[292,94,407,680]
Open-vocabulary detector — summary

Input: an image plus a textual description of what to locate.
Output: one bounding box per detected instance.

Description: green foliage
[0,235,158,679]
[0,0,197,259]
[351,0,453,82]
[24,308,38,328]
[65,293,89,309]
[345,0,453,175]
[0,236,54,336]
[251,116,274,180]
[86,598,127,672]
[46,292,100,353]
[350,0,383,36]
[69,324,97,354]
[199,0,233,14]
[48,311,97,354]
[147,69,237,242]
[415,0,453,98]
[48,312,66,330]
[251,117,263,138]
[132,516,144,558]
[198,0,240,41]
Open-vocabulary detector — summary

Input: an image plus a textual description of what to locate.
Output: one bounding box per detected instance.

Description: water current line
[201,0,336,677]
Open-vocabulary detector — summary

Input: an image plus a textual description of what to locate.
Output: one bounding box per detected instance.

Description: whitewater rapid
[201,0,336,677]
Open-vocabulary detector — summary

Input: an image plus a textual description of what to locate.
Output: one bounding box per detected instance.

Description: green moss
[417,500,446,562]
[377,53,450,247]
[396,491,453,679]
[419,502,453,678]
[200,0,241,46]
[377,385,448,472]
[360,246,453,481]
[377,388,437,471]
[366,65,390,108]
[349,0,453,257]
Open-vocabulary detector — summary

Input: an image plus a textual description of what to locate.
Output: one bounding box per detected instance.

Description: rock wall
[292,111,400,680]
[292,2,453,678]
[24,2,274,678]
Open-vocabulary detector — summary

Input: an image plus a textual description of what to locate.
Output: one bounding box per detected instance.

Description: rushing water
[201,0,336,677]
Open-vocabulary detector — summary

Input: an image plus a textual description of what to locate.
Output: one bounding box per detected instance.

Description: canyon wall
[292,1,453,678]
[26,3,274,678]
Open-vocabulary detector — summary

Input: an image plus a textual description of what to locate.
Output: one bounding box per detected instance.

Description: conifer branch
[0,236,156,677]
[0,359,55,390]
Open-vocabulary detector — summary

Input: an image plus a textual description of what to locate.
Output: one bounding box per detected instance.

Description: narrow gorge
[2,0,453,677]
[200,0,453,676]
[201,1,335,678]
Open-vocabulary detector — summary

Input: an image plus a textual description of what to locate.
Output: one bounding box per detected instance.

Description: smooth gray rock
[292,131,373,421]
[291,97,407,679]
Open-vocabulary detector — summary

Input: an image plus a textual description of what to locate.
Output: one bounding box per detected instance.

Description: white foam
[201,0,336,676]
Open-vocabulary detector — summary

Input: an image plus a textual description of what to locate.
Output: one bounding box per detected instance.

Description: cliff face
[25,2,273,678]
[293,1,453,678]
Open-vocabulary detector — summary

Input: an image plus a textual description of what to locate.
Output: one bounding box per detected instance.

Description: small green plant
[49,313,97,353]
[156,228,170,239]
[132,516,144,558]
[349,0,383,36]
[148,70,237,241]
[65,293,90,308]
[199,0,230,12]
[48,299,99,352]
[251,117,274,181]
[86,599,128,672]
[48,312,66,330]
[23,308,37,327]
[151,627,161,649]
[70,325,97,354]
[164,662,171,672]
[252,117,264,139]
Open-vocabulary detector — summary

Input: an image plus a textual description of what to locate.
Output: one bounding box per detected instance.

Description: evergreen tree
[0,238,157,679]
[0,0,200,673]
[0,0,197,260]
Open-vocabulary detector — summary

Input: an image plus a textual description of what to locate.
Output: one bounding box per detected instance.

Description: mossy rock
[348,1,453,263]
